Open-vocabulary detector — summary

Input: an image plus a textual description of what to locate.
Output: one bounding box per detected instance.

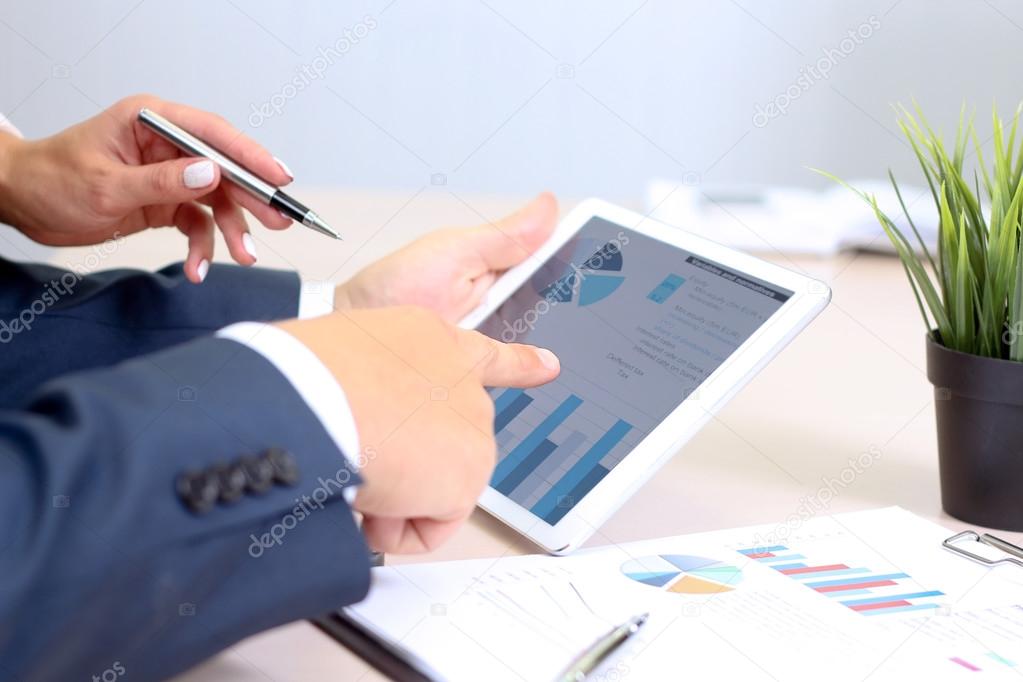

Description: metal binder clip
[942,530,1023,569]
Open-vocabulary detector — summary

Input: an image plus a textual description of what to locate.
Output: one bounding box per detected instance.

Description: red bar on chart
[949,657,981,672]
[849,600,911,612]
[779,564,849,575]
[815,579,898,593]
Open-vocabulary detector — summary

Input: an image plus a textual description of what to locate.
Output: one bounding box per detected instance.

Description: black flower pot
[926,334,1023,531]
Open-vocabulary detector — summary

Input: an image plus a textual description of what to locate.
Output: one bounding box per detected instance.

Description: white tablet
[460,199,830,554]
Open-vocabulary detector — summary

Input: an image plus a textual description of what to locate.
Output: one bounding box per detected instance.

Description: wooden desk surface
[13,190,1018,681]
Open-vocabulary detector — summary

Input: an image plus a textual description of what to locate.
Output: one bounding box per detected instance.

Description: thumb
[464,191,559,271]
[114,158,221,211]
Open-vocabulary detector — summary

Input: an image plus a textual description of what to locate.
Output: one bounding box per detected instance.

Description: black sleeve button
[214,463,248,503]
[240,454,275,494]
[263,447,299,486]
[176,470,220,514]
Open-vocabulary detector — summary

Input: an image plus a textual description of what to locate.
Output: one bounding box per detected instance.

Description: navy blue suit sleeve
[0,336,371,681]
[0,258,302,407]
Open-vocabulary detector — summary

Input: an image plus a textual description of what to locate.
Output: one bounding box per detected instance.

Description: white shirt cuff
[216,321,360,505]
[298,280,335,319]
[0,113,23,139]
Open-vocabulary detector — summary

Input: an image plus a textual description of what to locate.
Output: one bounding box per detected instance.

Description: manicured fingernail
[278,210,292,222]
[536,348,559,371]
[183,160,215,189]
[242,233,258,261]
[196,259,210,283]
[273,156,294,181]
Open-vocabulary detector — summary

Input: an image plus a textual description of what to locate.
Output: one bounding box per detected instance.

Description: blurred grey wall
[1,0,1020,200]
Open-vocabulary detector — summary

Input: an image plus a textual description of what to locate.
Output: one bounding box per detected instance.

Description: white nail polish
[196,259,210,283]
[273,156,294,180]
[183,160,215,189]
[242,233,259,261]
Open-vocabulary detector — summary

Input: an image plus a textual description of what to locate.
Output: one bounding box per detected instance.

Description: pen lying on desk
[137,107,341,240]
[557,612,647,682]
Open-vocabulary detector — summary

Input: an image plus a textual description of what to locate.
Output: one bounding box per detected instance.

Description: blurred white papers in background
[646,179,939,257]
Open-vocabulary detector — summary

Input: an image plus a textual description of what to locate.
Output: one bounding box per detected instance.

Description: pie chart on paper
[621,555,743,594]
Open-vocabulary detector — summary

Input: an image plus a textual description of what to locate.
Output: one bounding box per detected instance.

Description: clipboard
[943,529,1023,569]
[312,610,441,682]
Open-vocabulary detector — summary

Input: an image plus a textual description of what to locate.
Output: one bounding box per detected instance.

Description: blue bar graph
[491,394,583,487]
[861,603,941,616]
[738,546,788,554]
[647,274,685,304]
[841,591,944,607]
[493,388,524,414]
[494,392,534,434]
[804,573,909,589]
[757,554,807,563]
[494,438,558,495]
[531,418,632,520]
[545,465,610,524]
[790,567,870,580]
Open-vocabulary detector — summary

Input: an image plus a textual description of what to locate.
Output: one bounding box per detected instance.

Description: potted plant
[821,104,1023,531]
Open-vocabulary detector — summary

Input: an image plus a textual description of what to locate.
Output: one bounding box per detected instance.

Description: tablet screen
[478,217,793,525]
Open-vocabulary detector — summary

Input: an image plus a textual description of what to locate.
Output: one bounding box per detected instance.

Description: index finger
[458,328,560,388]
[137,97,292,187]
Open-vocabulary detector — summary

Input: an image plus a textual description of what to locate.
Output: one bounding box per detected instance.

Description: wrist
[333,282,355,310]
[0,132,27,227]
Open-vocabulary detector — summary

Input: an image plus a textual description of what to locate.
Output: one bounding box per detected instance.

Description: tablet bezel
[459,198,830,554]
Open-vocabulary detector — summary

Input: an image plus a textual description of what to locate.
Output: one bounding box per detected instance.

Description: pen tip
[307,213,343,240]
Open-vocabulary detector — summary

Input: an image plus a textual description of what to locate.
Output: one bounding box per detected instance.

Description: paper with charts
[348,507,1023,681]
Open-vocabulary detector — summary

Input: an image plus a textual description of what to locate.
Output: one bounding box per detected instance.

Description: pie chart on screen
[621,555,743,594]
[534,238,625,307]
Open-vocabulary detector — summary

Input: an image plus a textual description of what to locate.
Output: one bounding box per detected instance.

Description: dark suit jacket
[0,259,370,681]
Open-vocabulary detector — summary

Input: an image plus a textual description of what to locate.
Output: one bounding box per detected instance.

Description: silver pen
[557,613,647,682]
[137,108,340,240]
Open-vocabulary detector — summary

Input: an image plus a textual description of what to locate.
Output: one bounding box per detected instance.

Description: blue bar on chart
[841,591,944,608]
[755,554,807,563]
[805,573,909,589]
[646,274,685,304]
[543,464,610,525]
[494,438,558,495]
[531,418,632,523]
[494,391,534,434]
[737,546,788,555]
[782,567,870,580]
[491,394,583,487]
[492,388,524,414]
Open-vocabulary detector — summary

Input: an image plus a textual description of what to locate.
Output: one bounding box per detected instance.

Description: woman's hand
[335,193,559,321]
[0,94,295,283]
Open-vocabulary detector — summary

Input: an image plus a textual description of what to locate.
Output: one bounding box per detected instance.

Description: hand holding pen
[0,94,335,283]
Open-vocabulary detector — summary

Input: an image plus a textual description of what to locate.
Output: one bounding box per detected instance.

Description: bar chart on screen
[488,378,652,525]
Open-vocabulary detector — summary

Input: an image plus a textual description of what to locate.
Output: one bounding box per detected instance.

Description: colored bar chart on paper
[737,544,945,616]
[488,385,639,525]
[949,652,1019,673]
